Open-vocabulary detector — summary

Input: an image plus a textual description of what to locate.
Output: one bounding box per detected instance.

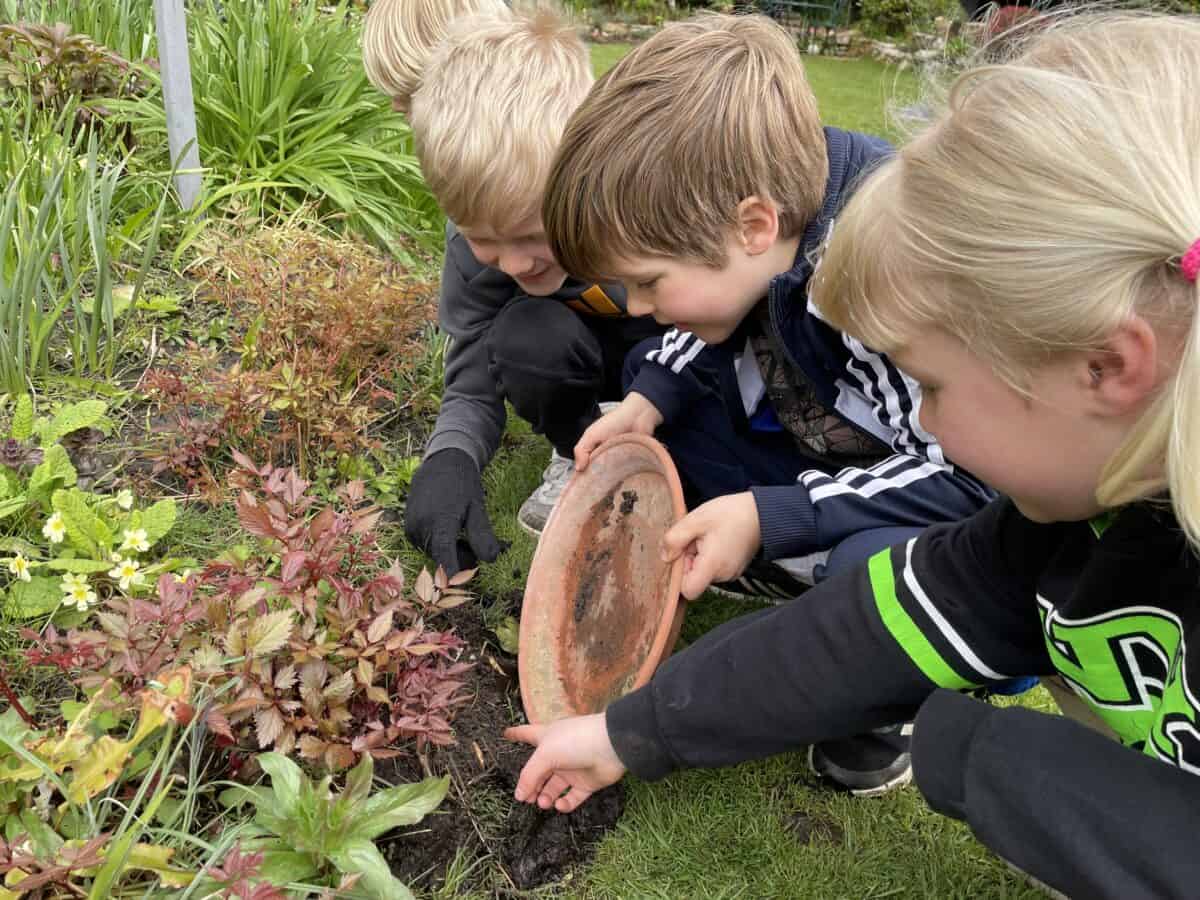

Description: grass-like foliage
[114,0,441,249]
[0,0,156,64]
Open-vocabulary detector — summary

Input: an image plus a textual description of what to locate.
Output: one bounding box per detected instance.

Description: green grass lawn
[414,44,1044,899]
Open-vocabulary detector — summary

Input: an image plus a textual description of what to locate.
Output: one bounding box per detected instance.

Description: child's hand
[573,393,664,471]
[662,492,762,599]
[505,714,627,813]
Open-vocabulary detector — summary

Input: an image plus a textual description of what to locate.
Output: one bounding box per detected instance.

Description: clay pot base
[519,434,686,724]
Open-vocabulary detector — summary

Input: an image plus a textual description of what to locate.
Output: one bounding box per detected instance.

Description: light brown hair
[544,12,827,281]
[811,13,1200,547]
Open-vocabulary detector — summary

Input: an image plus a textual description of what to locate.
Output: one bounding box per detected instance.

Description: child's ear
[735,196,780,255]
[1084,314,1164,417]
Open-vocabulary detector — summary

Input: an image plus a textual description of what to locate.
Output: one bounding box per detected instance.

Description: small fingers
[555,785,595,813]
[537,773,572,809]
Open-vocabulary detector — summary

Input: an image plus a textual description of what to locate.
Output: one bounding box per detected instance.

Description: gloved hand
[404,449,504,575]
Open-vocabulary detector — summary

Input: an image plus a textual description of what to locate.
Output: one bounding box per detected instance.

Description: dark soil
[378,599,625,895]
[784,810,845,846]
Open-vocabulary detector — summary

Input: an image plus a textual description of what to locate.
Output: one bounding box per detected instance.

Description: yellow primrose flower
[116,488,134,511]
[120,528,149,554]
[7,555,31,582]
[108,557,144,591]
[64,582,97,611]
[42,512,66,544]
[61,572,88,593]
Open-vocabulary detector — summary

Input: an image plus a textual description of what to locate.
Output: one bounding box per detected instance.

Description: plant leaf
[52,488,112,556]
[354,775,449,840]
[256,751,303,816]
[40,399,108,446]
[328,838,414,900]
[10,394,33,440]
[8,575,62,618]
[44,558,114,573]
[245,609,294,658]
[137,498,176,546]
[27,444,77,504]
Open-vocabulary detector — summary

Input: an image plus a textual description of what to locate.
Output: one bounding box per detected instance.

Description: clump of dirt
[378,600,624,894]
[619,489,638,515]
[784,810,844,846]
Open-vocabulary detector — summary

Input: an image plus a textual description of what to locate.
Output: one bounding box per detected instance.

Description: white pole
[153,0,202,210]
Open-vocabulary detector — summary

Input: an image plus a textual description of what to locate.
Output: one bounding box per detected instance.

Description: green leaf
[256,752,303,817]
[328,838,414,900]
[136,498,176,547]
[52,489,112,557]
[44,558,112,573]
[27,445,77,505]
[254,847,321,885]
[355,775,449,841]
[39,399,108,447]
[7,576,62,618]
[9,395,32,441]
[0,497,27,521]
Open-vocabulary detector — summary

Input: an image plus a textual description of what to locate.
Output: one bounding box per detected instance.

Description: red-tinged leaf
[405,643,444,656]
[323,669,354,704]
[255,706,284,748]
[350,507,383,536]
[275,726,296,755]
[274,663,297,691]
[435,594,470,610]
[448,567,476,587]
[280,550,307,583]
[434,566,448,590]
[231,449,266,476]
[326,743,357,770]
[234,586,267,614]
[365,684,390,704]
[205,706,235,742]
[356,657,375,686]
[366,609,393,644]
[238,494,276,539]
[308,506,336,542]
[298,734,328,760]
[414,569,434,605]
[223,695,265,716]
[369,748,403,760]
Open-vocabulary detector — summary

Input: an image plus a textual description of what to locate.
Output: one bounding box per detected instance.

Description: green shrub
[856,0,938,37]
[113,0,441,250]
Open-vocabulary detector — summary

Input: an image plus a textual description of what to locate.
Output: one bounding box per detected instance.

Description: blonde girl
[506,14,1200,897]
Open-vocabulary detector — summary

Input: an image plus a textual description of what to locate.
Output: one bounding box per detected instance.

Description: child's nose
[498,249,535,278]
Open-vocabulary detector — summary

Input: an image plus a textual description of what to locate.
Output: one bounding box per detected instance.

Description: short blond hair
[544,13,827,282]
[366,2,592,231]
[361,0,507,111]
[811,14,1200,547]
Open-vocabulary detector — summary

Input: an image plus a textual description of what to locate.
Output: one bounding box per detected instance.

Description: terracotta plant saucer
[519,434,687,724]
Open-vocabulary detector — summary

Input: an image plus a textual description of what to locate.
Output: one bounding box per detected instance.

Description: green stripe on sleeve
[868,549,978,690]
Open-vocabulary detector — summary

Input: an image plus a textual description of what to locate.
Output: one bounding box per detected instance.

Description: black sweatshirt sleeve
[606,499,1055,778]
[914,690,1200,899]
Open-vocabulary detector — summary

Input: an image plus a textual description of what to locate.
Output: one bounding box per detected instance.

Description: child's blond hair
[363,1,592,231]
[811,14,1200,547]
[543,12,827,282]
[362,0,507,111]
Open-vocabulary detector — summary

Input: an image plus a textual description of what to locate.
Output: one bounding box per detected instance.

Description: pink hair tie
[1183,238,1200,283]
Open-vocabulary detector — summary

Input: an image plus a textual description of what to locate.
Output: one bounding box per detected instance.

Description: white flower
[42,512,66,544]
[116,489,134,511]
[120,528,149,554]
[60,572,88,593]
[110,551,124,564]
[108,557,144,591]
[172,568,195,584]
[63,582,97,611]
[7,555,31,582]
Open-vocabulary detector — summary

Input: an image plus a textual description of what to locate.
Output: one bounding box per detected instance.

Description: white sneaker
[518,450,575,537]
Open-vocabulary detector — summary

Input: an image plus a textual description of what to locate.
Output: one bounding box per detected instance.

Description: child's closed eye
[636,277,660,291]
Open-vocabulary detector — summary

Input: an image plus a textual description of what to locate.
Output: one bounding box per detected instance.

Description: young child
[508,13,1200,896]
[540,13,1003,794]
[361,0,663,573]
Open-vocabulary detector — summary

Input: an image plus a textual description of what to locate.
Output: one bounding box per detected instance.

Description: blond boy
[532,13,1005,794]
[362,0,663,572]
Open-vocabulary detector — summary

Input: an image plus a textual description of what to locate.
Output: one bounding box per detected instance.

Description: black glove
[404,449,503,575]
